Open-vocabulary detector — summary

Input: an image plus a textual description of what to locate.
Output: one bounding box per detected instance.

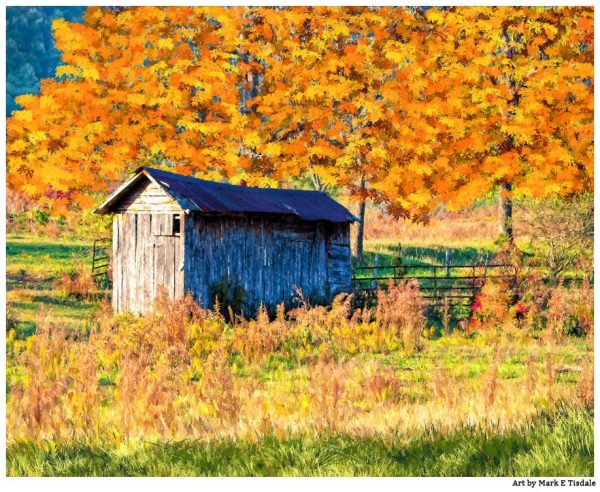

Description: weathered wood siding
[112,213,184,314]
[111,178,185,313]
[113,178,182,213]
[326,223,352,296]
[183,213,352,313]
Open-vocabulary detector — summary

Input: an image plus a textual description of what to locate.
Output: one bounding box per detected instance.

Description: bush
[519,193,593,282]
[209,277,248,318]
[69,209,112,240]
[55,264,100,301]
[6,289,591,448]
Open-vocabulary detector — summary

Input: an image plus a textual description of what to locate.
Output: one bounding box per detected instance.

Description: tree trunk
[498,181,513,242]
[311,172,325,192]
[354,197,366,262]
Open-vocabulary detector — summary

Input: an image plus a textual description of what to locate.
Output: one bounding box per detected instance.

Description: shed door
[114,212,184,314]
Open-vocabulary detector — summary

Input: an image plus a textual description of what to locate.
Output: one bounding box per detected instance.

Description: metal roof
[95,167,358,223]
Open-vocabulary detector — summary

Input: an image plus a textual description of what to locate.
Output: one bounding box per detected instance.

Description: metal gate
[352,261,516,310]
[91,238,111,285]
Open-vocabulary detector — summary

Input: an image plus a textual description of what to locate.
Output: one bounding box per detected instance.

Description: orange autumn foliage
[6,6,593,218]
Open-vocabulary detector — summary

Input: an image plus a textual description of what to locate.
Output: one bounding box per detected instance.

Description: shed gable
[113,177,183,214]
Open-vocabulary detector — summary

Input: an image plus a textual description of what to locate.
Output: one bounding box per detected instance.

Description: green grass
[7,234,92,280]
[360,241,498,268]
[6,406,593,477]
[7,234,101,335]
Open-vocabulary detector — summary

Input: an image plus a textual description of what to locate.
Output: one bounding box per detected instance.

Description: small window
[173,214,181,236]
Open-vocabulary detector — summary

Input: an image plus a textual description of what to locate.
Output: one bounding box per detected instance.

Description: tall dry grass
[363,206,499,245]
[6,281,592,445]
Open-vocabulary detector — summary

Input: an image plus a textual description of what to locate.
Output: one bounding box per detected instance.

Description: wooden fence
[352,258,516,311]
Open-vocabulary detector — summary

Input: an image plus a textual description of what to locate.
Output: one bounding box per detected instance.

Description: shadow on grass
[355,245,497,272]
[7,239,90,262]
[10,296,95,314]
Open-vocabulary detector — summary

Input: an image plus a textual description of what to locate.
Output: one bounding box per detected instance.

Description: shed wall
[183,214,351,312]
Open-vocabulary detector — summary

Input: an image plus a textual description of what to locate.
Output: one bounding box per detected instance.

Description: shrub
[6,286,590,445]
[55,265,99,301]
[209,277,248,318]
[519,193,593,283]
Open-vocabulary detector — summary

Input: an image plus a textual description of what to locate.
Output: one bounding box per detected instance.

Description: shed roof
[95,167,358,223]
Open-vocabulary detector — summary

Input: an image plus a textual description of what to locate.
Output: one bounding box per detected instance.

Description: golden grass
[6,284,593,446]
[363,206,500,247]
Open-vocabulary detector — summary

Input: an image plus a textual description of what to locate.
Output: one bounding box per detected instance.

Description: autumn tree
[421,6,594,242]
[7,6,593,253]
[7,6,248,213]
[240,7,440,260]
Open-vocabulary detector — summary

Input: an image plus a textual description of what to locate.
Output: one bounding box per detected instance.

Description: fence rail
[352,258,517,310]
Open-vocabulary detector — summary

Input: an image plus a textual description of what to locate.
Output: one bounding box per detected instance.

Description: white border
[1,1,597,490]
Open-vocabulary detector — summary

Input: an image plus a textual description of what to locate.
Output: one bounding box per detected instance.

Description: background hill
[6,6,85,116]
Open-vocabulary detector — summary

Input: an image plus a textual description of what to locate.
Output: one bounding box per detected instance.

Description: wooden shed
[95,167,358,314]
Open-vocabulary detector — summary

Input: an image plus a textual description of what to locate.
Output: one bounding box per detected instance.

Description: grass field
[7,406,593,476]
[7,235,102,336]
[5,209,595,477]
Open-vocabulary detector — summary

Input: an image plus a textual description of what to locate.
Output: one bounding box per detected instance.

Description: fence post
[445,249,451,278]
[371,254,379,290]
[433,266,438,306]
[91,239,97,274]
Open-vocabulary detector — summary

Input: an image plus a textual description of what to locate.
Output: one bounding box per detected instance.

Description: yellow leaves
[13,110,33,123]
[176,120,222,136]
[127,93,146,106]
[263,142,282,157]
[551,145,574,165]
[20,182,41,197]
[150,142,166,155]
[56,65,82,78]
[414,144,434,158]
[242,131,262,148]
[293,49,322,64]
[5,6,594,218]
[85,121,105,135]
[357,99,385,121]
[9,139,28,153]
[39,96,58,112]
[425,8,446,25]
[322,21,351,42]
[14,94,37,109]
[408,160,433,176]
[303,84,327,101]
[542,183,562,195]
[384,41,414,65]
[52,18,91,54]
[312,166,338,187]
[484,151,521,181]
[368,147,388,162]
[541,22,558,40]
[157,38,175,50]
[407,189,431,207]
[79,63,100,81]
[309,142,341,160]
[27,131,48,146]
